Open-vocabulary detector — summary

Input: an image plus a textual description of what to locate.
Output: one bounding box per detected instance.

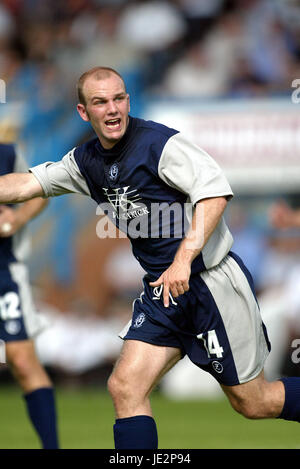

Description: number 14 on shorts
[197,329,224,358]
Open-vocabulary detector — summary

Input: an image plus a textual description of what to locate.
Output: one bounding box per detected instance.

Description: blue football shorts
[120,252,271,386]
[0,262,46,343]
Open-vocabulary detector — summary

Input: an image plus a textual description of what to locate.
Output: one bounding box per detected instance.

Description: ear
[77,103,90,122]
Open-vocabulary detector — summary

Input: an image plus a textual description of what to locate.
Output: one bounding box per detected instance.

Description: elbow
[41,197,49,208]
[220,196,228,209]
[217,196,228,217]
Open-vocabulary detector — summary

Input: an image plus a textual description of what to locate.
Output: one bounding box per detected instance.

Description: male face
[77,73,130,149]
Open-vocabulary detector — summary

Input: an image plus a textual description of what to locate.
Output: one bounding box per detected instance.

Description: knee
[108,369,149,411]
[107,371,132,403]
[107,372,118,399]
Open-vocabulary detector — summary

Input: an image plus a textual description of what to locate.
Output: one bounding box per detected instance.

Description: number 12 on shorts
[0,292,21,321]
[197,329,224,358]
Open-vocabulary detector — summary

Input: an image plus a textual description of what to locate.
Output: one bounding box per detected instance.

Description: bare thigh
[108,339,182,418]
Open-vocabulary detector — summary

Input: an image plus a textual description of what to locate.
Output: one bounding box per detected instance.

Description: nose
[107,99,118,114]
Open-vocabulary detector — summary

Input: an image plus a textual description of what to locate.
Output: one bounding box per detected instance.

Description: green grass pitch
[0,385,298,449]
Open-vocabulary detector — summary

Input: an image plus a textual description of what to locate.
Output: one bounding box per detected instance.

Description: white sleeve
[158,133,233,205]
[29,148,91,197]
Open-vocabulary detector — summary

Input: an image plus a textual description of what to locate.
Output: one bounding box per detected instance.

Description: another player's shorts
[120,252,271,386]
[0,262,47,343]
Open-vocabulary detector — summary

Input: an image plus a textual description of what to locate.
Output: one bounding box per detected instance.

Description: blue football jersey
[30,116,234,278]
[0,144,16,266]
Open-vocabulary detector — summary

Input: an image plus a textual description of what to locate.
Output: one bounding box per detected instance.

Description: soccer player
[0,143,59,449]
[0,67,299,449]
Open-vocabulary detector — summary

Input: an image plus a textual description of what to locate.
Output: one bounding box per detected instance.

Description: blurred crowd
[1,0,300,108]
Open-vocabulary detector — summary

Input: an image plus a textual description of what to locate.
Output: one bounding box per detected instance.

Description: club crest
[5,319,21,335]
[212,361,223,374]
[109,163,119,181]
[134,313,146,328]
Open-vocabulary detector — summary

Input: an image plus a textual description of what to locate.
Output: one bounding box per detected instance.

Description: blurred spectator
[117,0,187,88]
[258,232,300,292]
[177,0,224,43]
[203,11,247,89]
[240,0,297,90]
[228,58,270,98]
[161,40,229,98]
[225,201,266,291]
[258,231,300,379]
[262,194,300,378]
[117,1,186,52]
[269,200,300,230]
[178,0,224,18]
[0,3,15,44]
[72,6,143,79]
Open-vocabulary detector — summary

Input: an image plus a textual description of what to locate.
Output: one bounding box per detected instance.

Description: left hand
[149,260,191,307]
[0,206,21,237]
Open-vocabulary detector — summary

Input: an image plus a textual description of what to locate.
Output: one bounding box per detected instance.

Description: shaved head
[77,67,126,105]
[76,66,130,149]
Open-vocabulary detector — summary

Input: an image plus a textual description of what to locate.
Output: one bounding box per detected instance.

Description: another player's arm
[150,197,227,307]
[0,172,46,237]
[0,196,48,239]
[0,150,90,204]
[0,172,44,204]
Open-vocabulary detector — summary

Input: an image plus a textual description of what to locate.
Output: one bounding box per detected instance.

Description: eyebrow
[91,92,126,103]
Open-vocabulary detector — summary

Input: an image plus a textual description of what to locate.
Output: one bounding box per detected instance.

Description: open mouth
[105,118,121,129]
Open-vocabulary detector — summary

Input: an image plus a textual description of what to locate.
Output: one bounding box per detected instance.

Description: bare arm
[174,196,228,266]
[150,196,228,307]
[0,172,44,204]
